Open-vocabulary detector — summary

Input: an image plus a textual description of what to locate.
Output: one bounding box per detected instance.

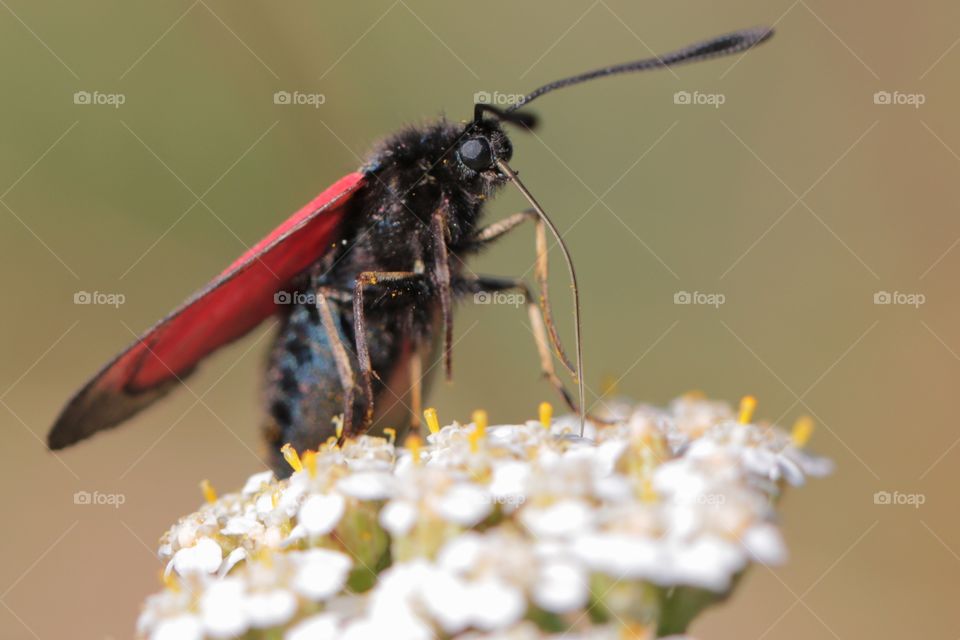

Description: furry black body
[262,118,514,472]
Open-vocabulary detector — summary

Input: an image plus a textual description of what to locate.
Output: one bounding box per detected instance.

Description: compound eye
[458,137,493,170]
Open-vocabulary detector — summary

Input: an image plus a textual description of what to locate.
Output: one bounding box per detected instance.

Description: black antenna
[473,26,773,436]
[505,26,773,114]
[473,104,538,128]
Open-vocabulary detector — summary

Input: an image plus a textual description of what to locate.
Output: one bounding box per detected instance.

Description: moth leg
[531,216,576,376]
[431,207,455,380]
[459,275,579,415]
[468,210,576,376]
[315,290,357,442]
[353,271,420,431]
[468,208,536,244]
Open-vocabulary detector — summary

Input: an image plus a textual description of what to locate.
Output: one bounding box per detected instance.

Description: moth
[48,28,773,473]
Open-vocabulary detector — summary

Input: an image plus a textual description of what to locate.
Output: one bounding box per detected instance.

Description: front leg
[469,208,536,244]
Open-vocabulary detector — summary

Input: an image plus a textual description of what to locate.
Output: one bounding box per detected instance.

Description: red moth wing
[48,172,366,450]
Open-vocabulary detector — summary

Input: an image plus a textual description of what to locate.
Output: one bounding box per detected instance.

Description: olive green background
[1,1,957,638]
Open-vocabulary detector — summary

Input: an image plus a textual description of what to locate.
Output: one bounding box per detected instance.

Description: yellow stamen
[539,401,553,429]
[472,409,488,436]
[467,430,482,453]
[791,416,815,447]
[468,410,488,453]
[302,450,318,477]
[424,407,440,434]
[738,395,757,424]
[280,443,303,473]
[199,479,217,504]
[383,427,397,445]
[406,434,422,465]
[333,415,344,440]
[161,569,179,592]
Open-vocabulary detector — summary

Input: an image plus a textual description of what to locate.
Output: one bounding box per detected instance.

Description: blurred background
[1,1,956,638]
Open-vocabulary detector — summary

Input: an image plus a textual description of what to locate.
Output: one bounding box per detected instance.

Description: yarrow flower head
[138,395,831,639]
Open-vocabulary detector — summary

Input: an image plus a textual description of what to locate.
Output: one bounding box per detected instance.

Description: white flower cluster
[138,395,831,640]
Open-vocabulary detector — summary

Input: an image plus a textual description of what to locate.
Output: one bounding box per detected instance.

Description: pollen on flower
[469,409,488,453]
[199,478,217,504]
[406,434,423,465]
[138,395,831,640]
[472,409,488,433]
[792,415,815,447]
[424,407,440,434]
[160,569,179,592]
[280,443,303,473]
[738,394,757,424]
[383,427,397,444]
[539,401,553,428]
[302,450,318,477]
[467,430,482,453]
